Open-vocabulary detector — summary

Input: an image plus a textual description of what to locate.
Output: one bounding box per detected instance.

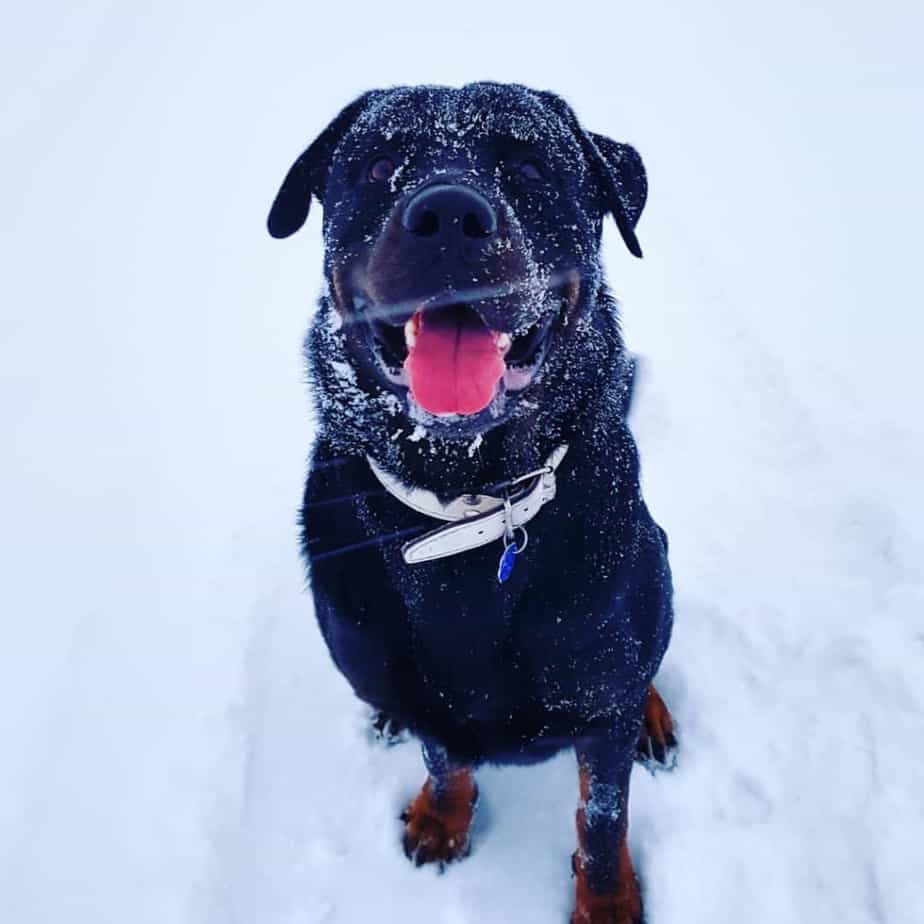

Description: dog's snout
[401,185,497,242]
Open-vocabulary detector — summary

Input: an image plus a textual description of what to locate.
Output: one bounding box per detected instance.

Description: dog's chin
[403,381,516,439]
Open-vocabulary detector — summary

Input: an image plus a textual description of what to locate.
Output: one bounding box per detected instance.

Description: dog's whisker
[309,455,357,471]
[303,489,390,509]
[338,269,593,328]
[308,524,428,562]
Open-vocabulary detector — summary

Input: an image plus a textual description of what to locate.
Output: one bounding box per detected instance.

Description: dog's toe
[403,811,471,866]
[369,710,409,747]
[400,775,477,868]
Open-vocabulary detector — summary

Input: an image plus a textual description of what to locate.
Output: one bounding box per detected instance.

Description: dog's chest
[305,447,662,732]
[370,501,637,716]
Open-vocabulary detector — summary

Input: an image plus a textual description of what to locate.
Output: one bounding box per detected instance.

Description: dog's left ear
[535,91,647,258]
[267,92,377,239]
[587,133,647,258]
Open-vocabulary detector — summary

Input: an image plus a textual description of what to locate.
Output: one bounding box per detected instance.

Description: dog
[268,82,675,924]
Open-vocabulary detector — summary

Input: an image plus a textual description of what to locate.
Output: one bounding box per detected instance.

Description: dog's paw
[368,710,409,747]
[635,684,678,771]
[400,773,477,869]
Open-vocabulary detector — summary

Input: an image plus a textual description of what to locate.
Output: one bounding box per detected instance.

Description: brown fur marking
[572,766,642,924]
[571,839,643,924]
[636,683,677,765]
[401,768,477,867]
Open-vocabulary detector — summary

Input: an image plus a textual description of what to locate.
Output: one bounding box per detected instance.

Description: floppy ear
[267,92,376,239]
[535,91,647,258]
[589,133,647,247]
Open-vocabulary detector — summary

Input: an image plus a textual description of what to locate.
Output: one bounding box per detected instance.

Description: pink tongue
[404,310,504,415]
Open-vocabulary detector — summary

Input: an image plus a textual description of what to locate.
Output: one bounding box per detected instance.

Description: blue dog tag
[497,542,517,583]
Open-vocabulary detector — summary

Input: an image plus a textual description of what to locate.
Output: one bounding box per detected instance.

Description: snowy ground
[2,3,922,923]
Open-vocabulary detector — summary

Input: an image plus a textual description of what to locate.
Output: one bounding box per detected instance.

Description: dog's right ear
[533,90,646,258]
[267,92,376,239]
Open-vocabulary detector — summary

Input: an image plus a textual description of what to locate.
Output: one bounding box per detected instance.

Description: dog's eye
[368,156,396,183]
[518,159,545,182]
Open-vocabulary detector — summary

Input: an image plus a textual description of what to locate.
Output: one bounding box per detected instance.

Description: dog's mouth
[362,301,556,417]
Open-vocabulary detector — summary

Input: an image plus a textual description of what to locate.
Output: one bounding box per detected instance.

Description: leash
[366,445,568,582]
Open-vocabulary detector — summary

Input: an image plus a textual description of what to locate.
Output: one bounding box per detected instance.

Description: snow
[1,3,922,923]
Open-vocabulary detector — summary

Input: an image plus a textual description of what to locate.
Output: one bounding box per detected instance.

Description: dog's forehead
[347,83,578,156]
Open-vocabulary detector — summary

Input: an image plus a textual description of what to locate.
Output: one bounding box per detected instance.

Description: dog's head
[269,82,645,441]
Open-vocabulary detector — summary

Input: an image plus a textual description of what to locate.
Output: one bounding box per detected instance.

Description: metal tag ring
[512,526,529,554]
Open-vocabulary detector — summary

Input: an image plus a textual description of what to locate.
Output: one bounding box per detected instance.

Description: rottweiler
[268,82,675,924]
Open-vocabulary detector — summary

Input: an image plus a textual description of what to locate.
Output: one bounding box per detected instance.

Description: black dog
[268,82,674,924]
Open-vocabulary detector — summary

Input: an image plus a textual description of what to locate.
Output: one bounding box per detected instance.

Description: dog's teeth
[404,318,417,349]
[496,332,511,350]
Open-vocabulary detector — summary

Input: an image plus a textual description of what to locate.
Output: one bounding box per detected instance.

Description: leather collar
[367,445,568,564]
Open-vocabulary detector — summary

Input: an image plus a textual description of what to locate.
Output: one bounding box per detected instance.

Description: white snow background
[2,2,922,922]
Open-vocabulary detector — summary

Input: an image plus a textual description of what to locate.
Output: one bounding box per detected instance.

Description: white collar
[367,445,568,564]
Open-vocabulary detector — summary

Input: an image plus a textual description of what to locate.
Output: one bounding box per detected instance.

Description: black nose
[401,184,497,241]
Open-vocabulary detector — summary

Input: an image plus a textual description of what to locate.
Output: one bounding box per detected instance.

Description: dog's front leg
[572,729,644,924]
[401,740,477,868]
